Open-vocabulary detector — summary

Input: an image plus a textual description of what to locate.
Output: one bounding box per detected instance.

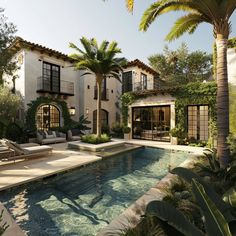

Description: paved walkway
[0,143,101,191]
[125,139,205,155]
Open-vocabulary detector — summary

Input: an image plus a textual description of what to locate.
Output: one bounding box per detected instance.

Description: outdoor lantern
[86,108,89,116]
[69,107,76,116]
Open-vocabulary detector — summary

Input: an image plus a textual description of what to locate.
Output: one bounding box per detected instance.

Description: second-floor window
[43,62,60,92]
[122,71,132,93]
[141,73,147,90]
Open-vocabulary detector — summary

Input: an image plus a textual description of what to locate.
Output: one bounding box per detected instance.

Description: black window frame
[187,105,209,141]
[122,71,133,93]
[42,61,60,93]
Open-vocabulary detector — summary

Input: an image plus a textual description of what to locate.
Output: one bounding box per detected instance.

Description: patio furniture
[67,129,81,141]
[1,139,53,162]
[36,130,66,144]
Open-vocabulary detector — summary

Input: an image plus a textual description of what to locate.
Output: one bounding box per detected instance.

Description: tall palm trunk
[96,77,102,138]
[216,37,230,168]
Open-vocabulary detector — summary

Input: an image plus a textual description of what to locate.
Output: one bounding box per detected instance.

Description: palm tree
[69,37,127,137]
[125,0,236,168]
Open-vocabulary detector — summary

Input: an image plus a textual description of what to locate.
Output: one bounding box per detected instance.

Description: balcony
[94,86,109,100]
[37,76,74,96]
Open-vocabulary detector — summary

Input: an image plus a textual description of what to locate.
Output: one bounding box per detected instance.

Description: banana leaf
[223,187,236,207]
[192,179,232,236]
[172,167,235,223]
[145,200,204,236]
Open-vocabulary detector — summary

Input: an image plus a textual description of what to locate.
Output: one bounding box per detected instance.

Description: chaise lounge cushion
[23,145,52,154]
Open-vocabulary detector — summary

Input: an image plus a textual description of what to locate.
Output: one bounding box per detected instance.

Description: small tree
[0,8,18,85]
[0,86,22,124]
[148,43,212,85]
[69,37,127,137]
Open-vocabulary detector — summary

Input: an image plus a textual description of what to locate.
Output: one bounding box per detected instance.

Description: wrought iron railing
[37,76,74,95]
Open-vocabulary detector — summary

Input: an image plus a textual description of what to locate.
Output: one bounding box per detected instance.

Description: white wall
[79,71,122,132]
[228,48,236,85]
[4,48,81,126]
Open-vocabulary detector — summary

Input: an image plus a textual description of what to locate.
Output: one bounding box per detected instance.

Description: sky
[1,0,236,63]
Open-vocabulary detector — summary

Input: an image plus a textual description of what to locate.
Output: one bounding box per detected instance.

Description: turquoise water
[0,147,190,236]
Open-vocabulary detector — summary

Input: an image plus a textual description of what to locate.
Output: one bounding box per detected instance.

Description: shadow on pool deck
[0,142,101,191]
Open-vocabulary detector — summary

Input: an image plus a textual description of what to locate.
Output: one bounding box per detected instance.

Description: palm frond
[165,13,206,41]
[126,0,134,12]
[139,0,196,32]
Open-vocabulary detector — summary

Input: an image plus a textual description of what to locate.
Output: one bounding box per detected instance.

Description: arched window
[93,109,109,133]
[36,104,60,131]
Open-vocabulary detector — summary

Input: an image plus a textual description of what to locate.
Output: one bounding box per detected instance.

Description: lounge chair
[0,139,53,162]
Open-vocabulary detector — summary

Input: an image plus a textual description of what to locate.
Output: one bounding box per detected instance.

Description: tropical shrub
[81,133,110,144]
[123,126,131,134]
[111,123,124,138]
[101,124,110,135]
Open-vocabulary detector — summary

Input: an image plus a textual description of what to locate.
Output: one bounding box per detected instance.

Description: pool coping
[97,148,203,236]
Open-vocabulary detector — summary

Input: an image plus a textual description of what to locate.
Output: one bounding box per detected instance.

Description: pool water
[0,147,190,236]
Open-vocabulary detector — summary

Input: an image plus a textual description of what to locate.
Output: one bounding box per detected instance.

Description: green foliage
[101,124,110,135]
[5,122,27,143]
[123,126,131,134]
[173,82,217,143]
[121,92,138,125]
[111,123,124,138]
[121,82,217,144]
[228,37,236,49]
[148,43,212,86]
[191,179,233,236]
[0,8,18,84]
[69,37,127,136]
[145,200,204,236]
[25,96,72,133]
[229,84,236,135]
[81,133,110,144]
[122,216,165,236]
[223,187,236,208]
[227,133,236,156]
[170,126,186,139]
[0,86,22,124]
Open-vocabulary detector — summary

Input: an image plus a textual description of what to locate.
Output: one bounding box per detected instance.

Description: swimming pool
[0,147,190,236]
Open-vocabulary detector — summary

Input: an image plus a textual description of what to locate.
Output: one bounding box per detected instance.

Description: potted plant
[170,126,186,145]
[123,126,131,140]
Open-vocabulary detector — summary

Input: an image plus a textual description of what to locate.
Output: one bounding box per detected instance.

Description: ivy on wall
[121,92,138,126]
[121,82,217,142]
[25,96,72,132]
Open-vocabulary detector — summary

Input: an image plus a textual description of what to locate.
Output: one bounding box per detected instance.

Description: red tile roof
[124,59,159,76]
[10,37,74,62]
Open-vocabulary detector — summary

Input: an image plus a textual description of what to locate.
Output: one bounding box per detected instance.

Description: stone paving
[0,143,101,191]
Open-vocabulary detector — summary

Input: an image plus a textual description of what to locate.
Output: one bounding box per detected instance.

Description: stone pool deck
[0,143,101,191]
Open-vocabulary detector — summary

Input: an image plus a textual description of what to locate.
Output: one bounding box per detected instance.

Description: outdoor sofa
[36,130,66,144]
[0,139,52,162]
[67,129,81,141]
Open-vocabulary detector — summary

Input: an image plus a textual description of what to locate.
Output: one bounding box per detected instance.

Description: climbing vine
[121,92,138,126]
[121,82,217,143]
[25,96,72,132]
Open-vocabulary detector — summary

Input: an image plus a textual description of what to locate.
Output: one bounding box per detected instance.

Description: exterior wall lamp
[86,108,89,116]
[69,106,76,116]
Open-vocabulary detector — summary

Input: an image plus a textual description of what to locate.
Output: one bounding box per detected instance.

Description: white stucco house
[3,37,217,144]
[4,37,122,132]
